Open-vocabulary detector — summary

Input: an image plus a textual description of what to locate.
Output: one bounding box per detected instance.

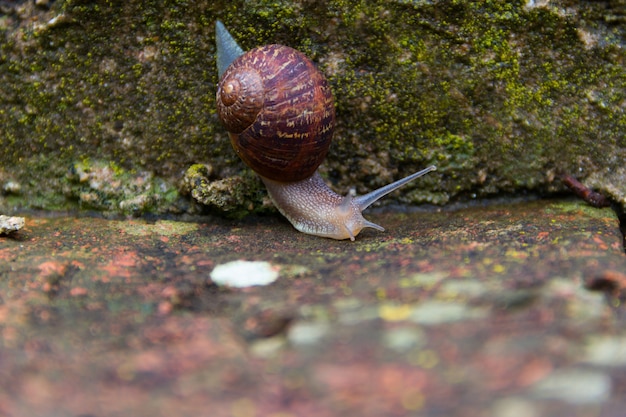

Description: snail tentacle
[354,165,437,211]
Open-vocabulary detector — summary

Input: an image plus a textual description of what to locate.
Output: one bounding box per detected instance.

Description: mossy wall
[0,0,624,214]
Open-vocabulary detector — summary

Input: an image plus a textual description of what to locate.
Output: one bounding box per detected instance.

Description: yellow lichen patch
[113,220,198,237]
[379,303,413,322]
[408,349,440,369]
[399,272,447,289]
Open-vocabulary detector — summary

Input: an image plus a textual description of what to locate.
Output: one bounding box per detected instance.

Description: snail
[215,21,436,241]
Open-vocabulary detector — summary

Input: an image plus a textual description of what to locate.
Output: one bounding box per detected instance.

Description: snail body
[215,21,436,241]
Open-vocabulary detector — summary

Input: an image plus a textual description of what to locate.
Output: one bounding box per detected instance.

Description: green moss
[0,0,624,215]
[547,200,617,221]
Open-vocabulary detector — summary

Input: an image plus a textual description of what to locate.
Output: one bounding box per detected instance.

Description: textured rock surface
[0,0,624,214]
[0,200,625,416]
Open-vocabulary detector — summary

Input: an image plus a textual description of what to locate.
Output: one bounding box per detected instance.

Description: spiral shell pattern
[216,44,335,182]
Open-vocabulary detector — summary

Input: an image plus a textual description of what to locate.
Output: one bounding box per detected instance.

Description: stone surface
[0,199,625,416]
[0,0,624,214]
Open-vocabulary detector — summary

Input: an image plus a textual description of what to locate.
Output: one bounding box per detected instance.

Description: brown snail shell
[216,44,335,182]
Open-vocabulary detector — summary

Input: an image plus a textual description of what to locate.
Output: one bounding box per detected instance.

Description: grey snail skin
[215,21,436,241]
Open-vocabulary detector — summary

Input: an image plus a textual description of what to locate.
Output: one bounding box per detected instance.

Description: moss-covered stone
[0,0,624,214]
[181,163,269,218]
[65,158,179,214]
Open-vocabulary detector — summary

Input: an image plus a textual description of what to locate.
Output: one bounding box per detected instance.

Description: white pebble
[529,368,611,404]
[0,215,25,235]
[584,336,626,366]
[288,322,330,346]
[409,300,487,325]
[210,260,279,288]
[384,326,427,352]
[491,397,540,417]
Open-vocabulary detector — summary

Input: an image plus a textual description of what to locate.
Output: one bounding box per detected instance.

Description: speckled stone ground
[1,199,625,417]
